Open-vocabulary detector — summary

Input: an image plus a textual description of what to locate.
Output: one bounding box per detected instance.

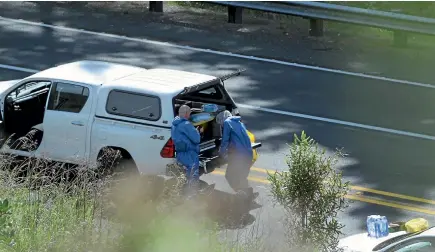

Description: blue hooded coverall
[219,116,253,192]
[171,116,201,185]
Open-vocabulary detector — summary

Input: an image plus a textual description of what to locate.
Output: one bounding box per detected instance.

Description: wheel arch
[96,146,136,167]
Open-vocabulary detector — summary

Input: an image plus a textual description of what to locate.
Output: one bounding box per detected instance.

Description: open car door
[0,79,24,121]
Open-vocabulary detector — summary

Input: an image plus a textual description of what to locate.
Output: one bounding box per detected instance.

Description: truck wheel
[97,147,138,179]
[114,158,138,178]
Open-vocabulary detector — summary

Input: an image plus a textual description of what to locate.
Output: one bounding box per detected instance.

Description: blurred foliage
[0,198,14,248]
[171,1,435,18]
[329,1,435,18]
[0,137,266,252]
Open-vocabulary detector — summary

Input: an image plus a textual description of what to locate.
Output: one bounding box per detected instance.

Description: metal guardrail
[149,1,435,46]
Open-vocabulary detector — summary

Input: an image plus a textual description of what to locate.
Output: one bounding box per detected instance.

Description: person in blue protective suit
[171,105,214,197]
[216,110,259,201]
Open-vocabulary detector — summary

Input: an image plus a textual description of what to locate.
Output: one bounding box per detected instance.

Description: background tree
[268,131,350,252]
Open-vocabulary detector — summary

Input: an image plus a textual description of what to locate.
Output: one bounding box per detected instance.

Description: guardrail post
[149,1,163,12]
[228,6,243,24]
[393,31,407,47]
[309,19,323,36]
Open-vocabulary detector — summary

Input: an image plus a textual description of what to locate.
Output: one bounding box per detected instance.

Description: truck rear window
[189,86,224,100]
[106,90,161,121]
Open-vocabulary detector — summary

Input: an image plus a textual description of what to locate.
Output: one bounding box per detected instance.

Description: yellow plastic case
[405,218,429,233]
[247,130,258,164]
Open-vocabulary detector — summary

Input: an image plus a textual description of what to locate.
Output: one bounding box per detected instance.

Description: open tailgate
[175,69,246,97]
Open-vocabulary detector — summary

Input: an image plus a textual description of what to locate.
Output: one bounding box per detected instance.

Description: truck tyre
[114,158,138,178]
[97,147,138,179]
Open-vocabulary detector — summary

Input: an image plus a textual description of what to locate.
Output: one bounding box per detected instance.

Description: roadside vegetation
[0,141,258,252]
[171,1,435,20]
[268,131,350,252]
[0,131,349,252]
[169,1,435,52]
[331,2,435,18]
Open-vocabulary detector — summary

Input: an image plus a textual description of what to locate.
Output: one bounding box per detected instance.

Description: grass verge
[329,2,435,18]
[0,141,266,252]
[168,1,435,50]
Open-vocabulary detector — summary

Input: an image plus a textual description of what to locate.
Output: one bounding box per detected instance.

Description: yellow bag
[247,130,258,164]
[405,218,429,233]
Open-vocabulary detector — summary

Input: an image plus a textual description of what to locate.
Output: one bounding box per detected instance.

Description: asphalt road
[1,17,435,248]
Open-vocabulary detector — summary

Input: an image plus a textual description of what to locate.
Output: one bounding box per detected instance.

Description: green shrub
[268,131,350,252]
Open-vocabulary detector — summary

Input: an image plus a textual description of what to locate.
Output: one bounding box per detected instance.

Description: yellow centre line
[346,195,435,216]
[250,167,435,205]
[210,168,435,216]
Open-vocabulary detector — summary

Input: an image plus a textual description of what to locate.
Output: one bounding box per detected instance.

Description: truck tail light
[160,138,175,158]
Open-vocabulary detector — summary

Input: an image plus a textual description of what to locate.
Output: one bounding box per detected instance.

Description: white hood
[0,79,20,95]
[338,231,407,252]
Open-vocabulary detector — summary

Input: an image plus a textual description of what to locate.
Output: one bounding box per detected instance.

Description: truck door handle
[71,121,84,126]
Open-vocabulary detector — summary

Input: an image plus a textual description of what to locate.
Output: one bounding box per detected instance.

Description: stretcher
[190,111,259,165]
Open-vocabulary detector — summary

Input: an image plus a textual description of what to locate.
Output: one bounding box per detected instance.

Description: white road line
[1,63,435,142]
[0,64,38,73]
[239,104,435,141]
[0,16,434,89]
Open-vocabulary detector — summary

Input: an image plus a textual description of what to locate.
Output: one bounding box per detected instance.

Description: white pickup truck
[0,60,261,176]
